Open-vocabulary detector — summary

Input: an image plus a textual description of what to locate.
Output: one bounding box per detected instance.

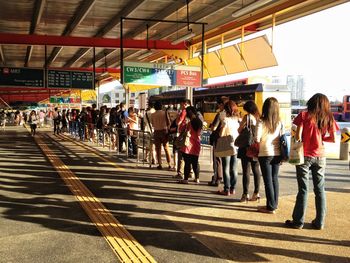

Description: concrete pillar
[339,127,350,160]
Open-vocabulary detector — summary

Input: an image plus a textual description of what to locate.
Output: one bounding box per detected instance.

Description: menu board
[0,67,44,87]
[48,70,93,89]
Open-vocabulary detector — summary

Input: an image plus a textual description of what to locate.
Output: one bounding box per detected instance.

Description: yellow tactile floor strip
[28,130,155,263]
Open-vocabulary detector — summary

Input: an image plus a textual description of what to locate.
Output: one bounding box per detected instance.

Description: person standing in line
[151,101,172,170]
[28,110,38,136]
[208,98,225,186]
[144,103,156,164]
[127,106,139,157]
[285,93,339,230]
[90,103,98,142]
[61,109,68,133]
[53,107,61,135]
[217,100,240,196]
[237,101,262,202]
[255,97,283,214]
[116,103,128,153]
[174,99,191,178]
[178,106,203,184]
[39,110,45,128]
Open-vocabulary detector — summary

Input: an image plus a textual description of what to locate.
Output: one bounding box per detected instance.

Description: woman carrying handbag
[237,101,262,202]
[285,93,339,230]
[215,100,240,196]
[255,97,283,214]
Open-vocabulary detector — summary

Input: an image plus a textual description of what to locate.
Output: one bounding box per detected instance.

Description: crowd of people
[167,93,338,231]
[1,92,339,230]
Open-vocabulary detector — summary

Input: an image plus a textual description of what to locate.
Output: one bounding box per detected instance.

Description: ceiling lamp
[232,0,275,18]
[172,0,195,45]
[138,50,153,60]
[171,31,196,45]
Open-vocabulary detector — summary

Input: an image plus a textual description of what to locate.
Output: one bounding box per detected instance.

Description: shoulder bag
[173,125,190,149]
[214,124,235,157]
[234,114,254,148]
[279,123,290,162]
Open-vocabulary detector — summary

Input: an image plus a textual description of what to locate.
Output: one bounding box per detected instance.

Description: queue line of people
[30,93,338,230]
[206,93,338,229]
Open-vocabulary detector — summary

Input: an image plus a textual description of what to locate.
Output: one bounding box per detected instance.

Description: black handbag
[209,122,221,146]
[234,115,254,148]
[280,124,290,162]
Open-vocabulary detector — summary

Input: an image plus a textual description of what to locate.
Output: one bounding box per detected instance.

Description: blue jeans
[221,155,238,192]
[258,156,280,211]
[292,157,326,227]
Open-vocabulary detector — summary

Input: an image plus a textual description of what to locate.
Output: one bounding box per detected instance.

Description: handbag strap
[247,114,251,130]
[279,122,284,136]
[145,111,153,134]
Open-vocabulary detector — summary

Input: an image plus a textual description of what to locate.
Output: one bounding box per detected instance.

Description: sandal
[177,179,189,184]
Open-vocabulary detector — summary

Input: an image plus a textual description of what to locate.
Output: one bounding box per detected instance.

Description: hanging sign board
[47,70,94,89]
[0,67,44,87]
[123,61,201,87]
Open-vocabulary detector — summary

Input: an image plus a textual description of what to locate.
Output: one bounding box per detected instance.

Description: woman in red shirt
[285,93,339,230]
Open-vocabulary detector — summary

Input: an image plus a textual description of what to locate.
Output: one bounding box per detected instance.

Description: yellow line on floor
[27,129,155,263]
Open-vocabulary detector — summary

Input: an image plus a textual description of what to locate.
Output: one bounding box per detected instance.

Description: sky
[208,1,350,101]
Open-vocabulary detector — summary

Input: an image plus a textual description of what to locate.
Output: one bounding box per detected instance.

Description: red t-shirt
[293,111,339,157]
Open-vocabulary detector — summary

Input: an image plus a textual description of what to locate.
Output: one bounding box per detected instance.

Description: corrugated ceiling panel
[185,57,209,80]
[203,51,226,78]
[218,45,247,74]
[239,35,278,70]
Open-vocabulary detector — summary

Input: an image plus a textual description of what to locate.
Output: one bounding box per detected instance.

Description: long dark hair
[307,93,334,131]
[261,97,280,133]
[243,100,260,120]
[186,106,202,132]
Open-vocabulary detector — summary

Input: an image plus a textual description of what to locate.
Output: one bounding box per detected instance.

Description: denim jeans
[292,157,326,228]
[258,156,280,211]
[241,157,261,195]
[221,155,238,192]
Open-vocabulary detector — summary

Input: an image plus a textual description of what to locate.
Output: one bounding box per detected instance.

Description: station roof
[0,0,348,104]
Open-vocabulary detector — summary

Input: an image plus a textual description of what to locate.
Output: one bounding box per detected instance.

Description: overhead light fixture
[138,50,153,60]
[172,0,195,45]
[232,0,275,18]
[171,31,196,45]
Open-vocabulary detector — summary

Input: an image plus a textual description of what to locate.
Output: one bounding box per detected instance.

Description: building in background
[286,75,305,100]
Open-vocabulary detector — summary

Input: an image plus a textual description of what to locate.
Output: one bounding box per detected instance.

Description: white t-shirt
[221,116,240,155]
[255,120,283,157]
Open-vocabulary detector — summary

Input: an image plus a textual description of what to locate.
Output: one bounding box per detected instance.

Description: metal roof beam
[111,0,237,68]
[25,0,46,67]
[0,33,187,49]
[64,0,145,68]
[125,0,194,39]
[84,0,193,68]
[191,0,309,45]
[46,0,97,66]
